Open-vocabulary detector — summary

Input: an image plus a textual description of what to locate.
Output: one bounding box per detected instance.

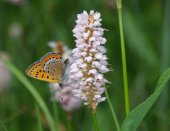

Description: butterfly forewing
[40,52,62,66]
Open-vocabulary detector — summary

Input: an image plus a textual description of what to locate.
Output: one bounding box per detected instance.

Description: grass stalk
[105,89,120,131]
[116,0,130,115]
[159,0,170,130]
[35,104,43,131]
[52,102,59,128]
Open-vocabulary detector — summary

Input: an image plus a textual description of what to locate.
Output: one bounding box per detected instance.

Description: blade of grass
[121,67,170,131]
[35,104,43,131]
[0,110,23,124]
[3,60,56,131]
[105,88,120,131]
[52,102,59,128]
[159,0,170,130]
[115,0,130,115]
[160,0,170,71]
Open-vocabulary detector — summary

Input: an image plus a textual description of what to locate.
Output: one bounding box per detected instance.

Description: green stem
[0,110,23,124]
[52,102,59,128]
[68,121,72,131]
[66,114,73,131]
[36,105,43,131]
[116,0,130,115]
[105,89,120,131]
[159,0,170,130]
[92,112,99,131]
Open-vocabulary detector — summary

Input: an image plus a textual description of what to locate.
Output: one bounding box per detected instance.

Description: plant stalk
[36,105,43,131]
[105,89,120,131]
[92,112,99,131]
[116,0,130,115]
[52,102,59,129]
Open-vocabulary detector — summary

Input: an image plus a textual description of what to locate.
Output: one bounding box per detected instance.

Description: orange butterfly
[26,52,68,84]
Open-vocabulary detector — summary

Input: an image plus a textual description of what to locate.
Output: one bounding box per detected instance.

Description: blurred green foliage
[0,0,170,131]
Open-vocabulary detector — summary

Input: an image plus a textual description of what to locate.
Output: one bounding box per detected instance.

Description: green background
[0,0,170,131]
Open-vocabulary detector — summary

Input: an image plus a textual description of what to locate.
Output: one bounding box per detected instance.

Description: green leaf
[3,60,56,131]
[121,68,170,131]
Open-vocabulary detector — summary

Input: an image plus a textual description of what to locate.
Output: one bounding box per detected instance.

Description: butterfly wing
[43,56,63,83]
[40,52,62,66]
[25,61,59,83]
[62,59,70,83]
[26,52,63,83]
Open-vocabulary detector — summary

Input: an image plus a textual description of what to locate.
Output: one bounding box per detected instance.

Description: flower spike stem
[105,88,120,131]
[116,0,130,115]
[92,112,99,131]
[67,115,73,131]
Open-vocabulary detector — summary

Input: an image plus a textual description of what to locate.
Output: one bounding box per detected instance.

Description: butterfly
[25,52,69,84]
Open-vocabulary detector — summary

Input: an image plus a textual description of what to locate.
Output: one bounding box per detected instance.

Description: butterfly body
[26,52,66,83]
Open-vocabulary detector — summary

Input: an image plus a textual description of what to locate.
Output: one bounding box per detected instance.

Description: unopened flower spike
[49,83,81,112]
[0,52,11,91]
[69,10,109,112]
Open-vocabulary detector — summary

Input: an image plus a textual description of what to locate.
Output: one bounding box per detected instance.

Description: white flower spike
[70,10,109,112]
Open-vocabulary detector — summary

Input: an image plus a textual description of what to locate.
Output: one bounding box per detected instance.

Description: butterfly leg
[64,58,69,66]
[59,83,63,89]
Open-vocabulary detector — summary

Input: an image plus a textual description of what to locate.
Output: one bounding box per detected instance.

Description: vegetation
[0,0,170,131]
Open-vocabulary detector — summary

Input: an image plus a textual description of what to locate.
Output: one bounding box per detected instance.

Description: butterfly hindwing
[43,58,63,82]
[62,59,70,83]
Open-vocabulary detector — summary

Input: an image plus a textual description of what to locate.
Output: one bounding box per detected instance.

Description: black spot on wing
[35,73,38,78]
[42,74,44,78]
